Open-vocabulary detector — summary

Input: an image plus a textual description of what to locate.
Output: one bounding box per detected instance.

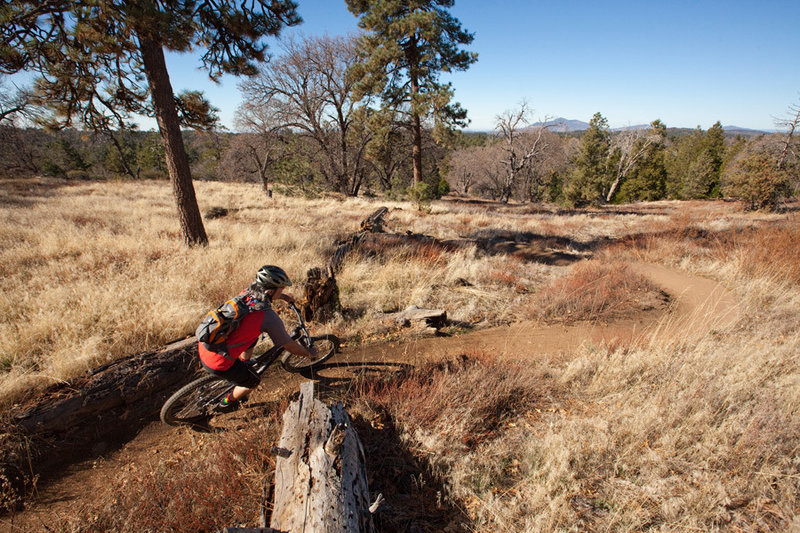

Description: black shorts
[201,358,261,389]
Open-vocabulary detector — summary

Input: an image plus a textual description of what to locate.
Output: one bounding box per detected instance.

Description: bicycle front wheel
[281,334,340,372]
[160,375,233,426]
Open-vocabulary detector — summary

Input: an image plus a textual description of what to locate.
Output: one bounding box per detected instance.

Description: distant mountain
[722,125,770,137]
[467,120,772,137]
[611,124,650,132]
[530,117,590,132]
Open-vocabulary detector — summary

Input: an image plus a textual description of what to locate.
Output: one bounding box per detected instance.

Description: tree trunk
[270,381,376,533]
[411,110,423,187]
[138,35,208,247]
[606,174,622,203]
[410,61,423,187]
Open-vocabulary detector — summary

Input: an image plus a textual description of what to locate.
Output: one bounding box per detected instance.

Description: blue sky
[33,0,800,132]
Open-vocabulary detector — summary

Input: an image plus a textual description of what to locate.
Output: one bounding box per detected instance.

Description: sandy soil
[1,262,739,532]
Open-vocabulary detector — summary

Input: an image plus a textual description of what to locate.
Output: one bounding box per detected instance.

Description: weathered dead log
[387,306,448,329]
[328,207,390,274]
[270,381,376,533]
[1,337,199,504]
[302,266,340,323]
[357,232,467,258]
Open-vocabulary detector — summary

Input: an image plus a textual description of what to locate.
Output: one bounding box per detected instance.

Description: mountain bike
[160,302,340,426]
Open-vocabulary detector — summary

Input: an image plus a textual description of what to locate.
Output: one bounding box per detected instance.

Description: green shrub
[406,181,433,211]
[40,160,64,177]
[722,148,792,210]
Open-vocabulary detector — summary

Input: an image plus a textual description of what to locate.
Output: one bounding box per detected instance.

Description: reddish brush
[532,260,661,322]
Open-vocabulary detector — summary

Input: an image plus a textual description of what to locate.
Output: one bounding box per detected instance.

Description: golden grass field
[1,177,798,531]
[0,176,680,403]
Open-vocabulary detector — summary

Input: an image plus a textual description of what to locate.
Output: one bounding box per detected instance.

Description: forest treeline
[1,107,796,210]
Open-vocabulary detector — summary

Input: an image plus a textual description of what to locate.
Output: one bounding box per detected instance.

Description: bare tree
[0,78,38,125]
[775,97,800,171]
[605,123,663,202]
[232,96,292,196]
[518,129,569,202]
[447,146,478,195]
[454,143,505,200]
[494,101,552,203]
[238,35,372,196]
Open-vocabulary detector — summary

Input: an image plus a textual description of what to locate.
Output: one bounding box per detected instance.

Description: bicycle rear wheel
[281,334,340,372]
[160,375,233,426]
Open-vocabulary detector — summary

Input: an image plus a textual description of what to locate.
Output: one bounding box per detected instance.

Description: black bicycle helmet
[255,265,292,289]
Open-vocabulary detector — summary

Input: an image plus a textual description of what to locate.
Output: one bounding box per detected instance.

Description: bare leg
[231,386,252,401]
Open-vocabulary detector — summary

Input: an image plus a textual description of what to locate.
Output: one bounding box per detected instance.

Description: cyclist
[197,265,318,413]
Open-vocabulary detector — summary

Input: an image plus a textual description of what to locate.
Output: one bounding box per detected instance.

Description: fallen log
[329,207,390,274]
[270,381,376,533]
[387,305,448,329]
[1,337,199,507]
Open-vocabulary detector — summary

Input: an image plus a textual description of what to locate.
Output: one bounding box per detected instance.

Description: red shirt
[198,308,292,371]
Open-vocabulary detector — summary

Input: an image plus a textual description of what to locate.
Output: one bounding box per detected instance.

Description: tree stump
[359,206,389,233]
[270,381,375,533]
[302,266,340,322]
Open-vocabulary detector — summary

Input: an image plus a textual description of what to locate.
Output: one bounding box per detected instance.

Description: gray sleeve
[261,308,293,348]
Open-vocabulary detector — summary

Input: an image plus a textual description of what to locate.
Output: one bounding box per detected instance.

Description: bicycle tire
[160,374,233,426]
[281,334,340,372]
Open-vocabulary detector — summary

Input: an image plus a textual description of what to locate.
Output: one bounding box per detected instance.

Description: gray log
[270,381,375,533]
[387,305,448,329]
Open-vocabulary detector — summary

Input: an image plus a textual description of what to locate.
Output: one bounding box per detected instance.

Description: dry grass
[0,179,350,402]
[3,177,798,530]
[349,210,800,532]
[1,178,567,401]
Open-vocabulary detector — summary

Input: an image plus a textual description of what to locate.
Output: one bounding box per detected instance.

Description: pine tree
[565,112,611,206]
[701,121,726,197]
[677,122,726,199]
[346,0,477,187]
[616,120,668,202]
[1,0,300,246]
[665,127,702,198]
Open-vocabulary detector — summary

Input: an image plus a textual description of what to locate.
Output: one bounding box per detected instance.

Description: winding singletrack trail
[2,262,740,532]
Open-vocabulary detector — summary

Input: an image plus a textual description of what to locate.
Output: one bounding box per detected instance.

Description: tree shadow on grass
[0,177,77,209]
[352,409,472,533]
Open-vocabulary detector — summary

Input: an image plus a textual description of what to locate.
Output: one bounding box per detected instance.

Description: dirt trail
[2,262,739,531]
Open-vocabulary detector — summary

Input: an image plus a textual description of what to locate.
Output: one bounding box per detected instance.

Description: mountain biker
[197,265,318,413]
